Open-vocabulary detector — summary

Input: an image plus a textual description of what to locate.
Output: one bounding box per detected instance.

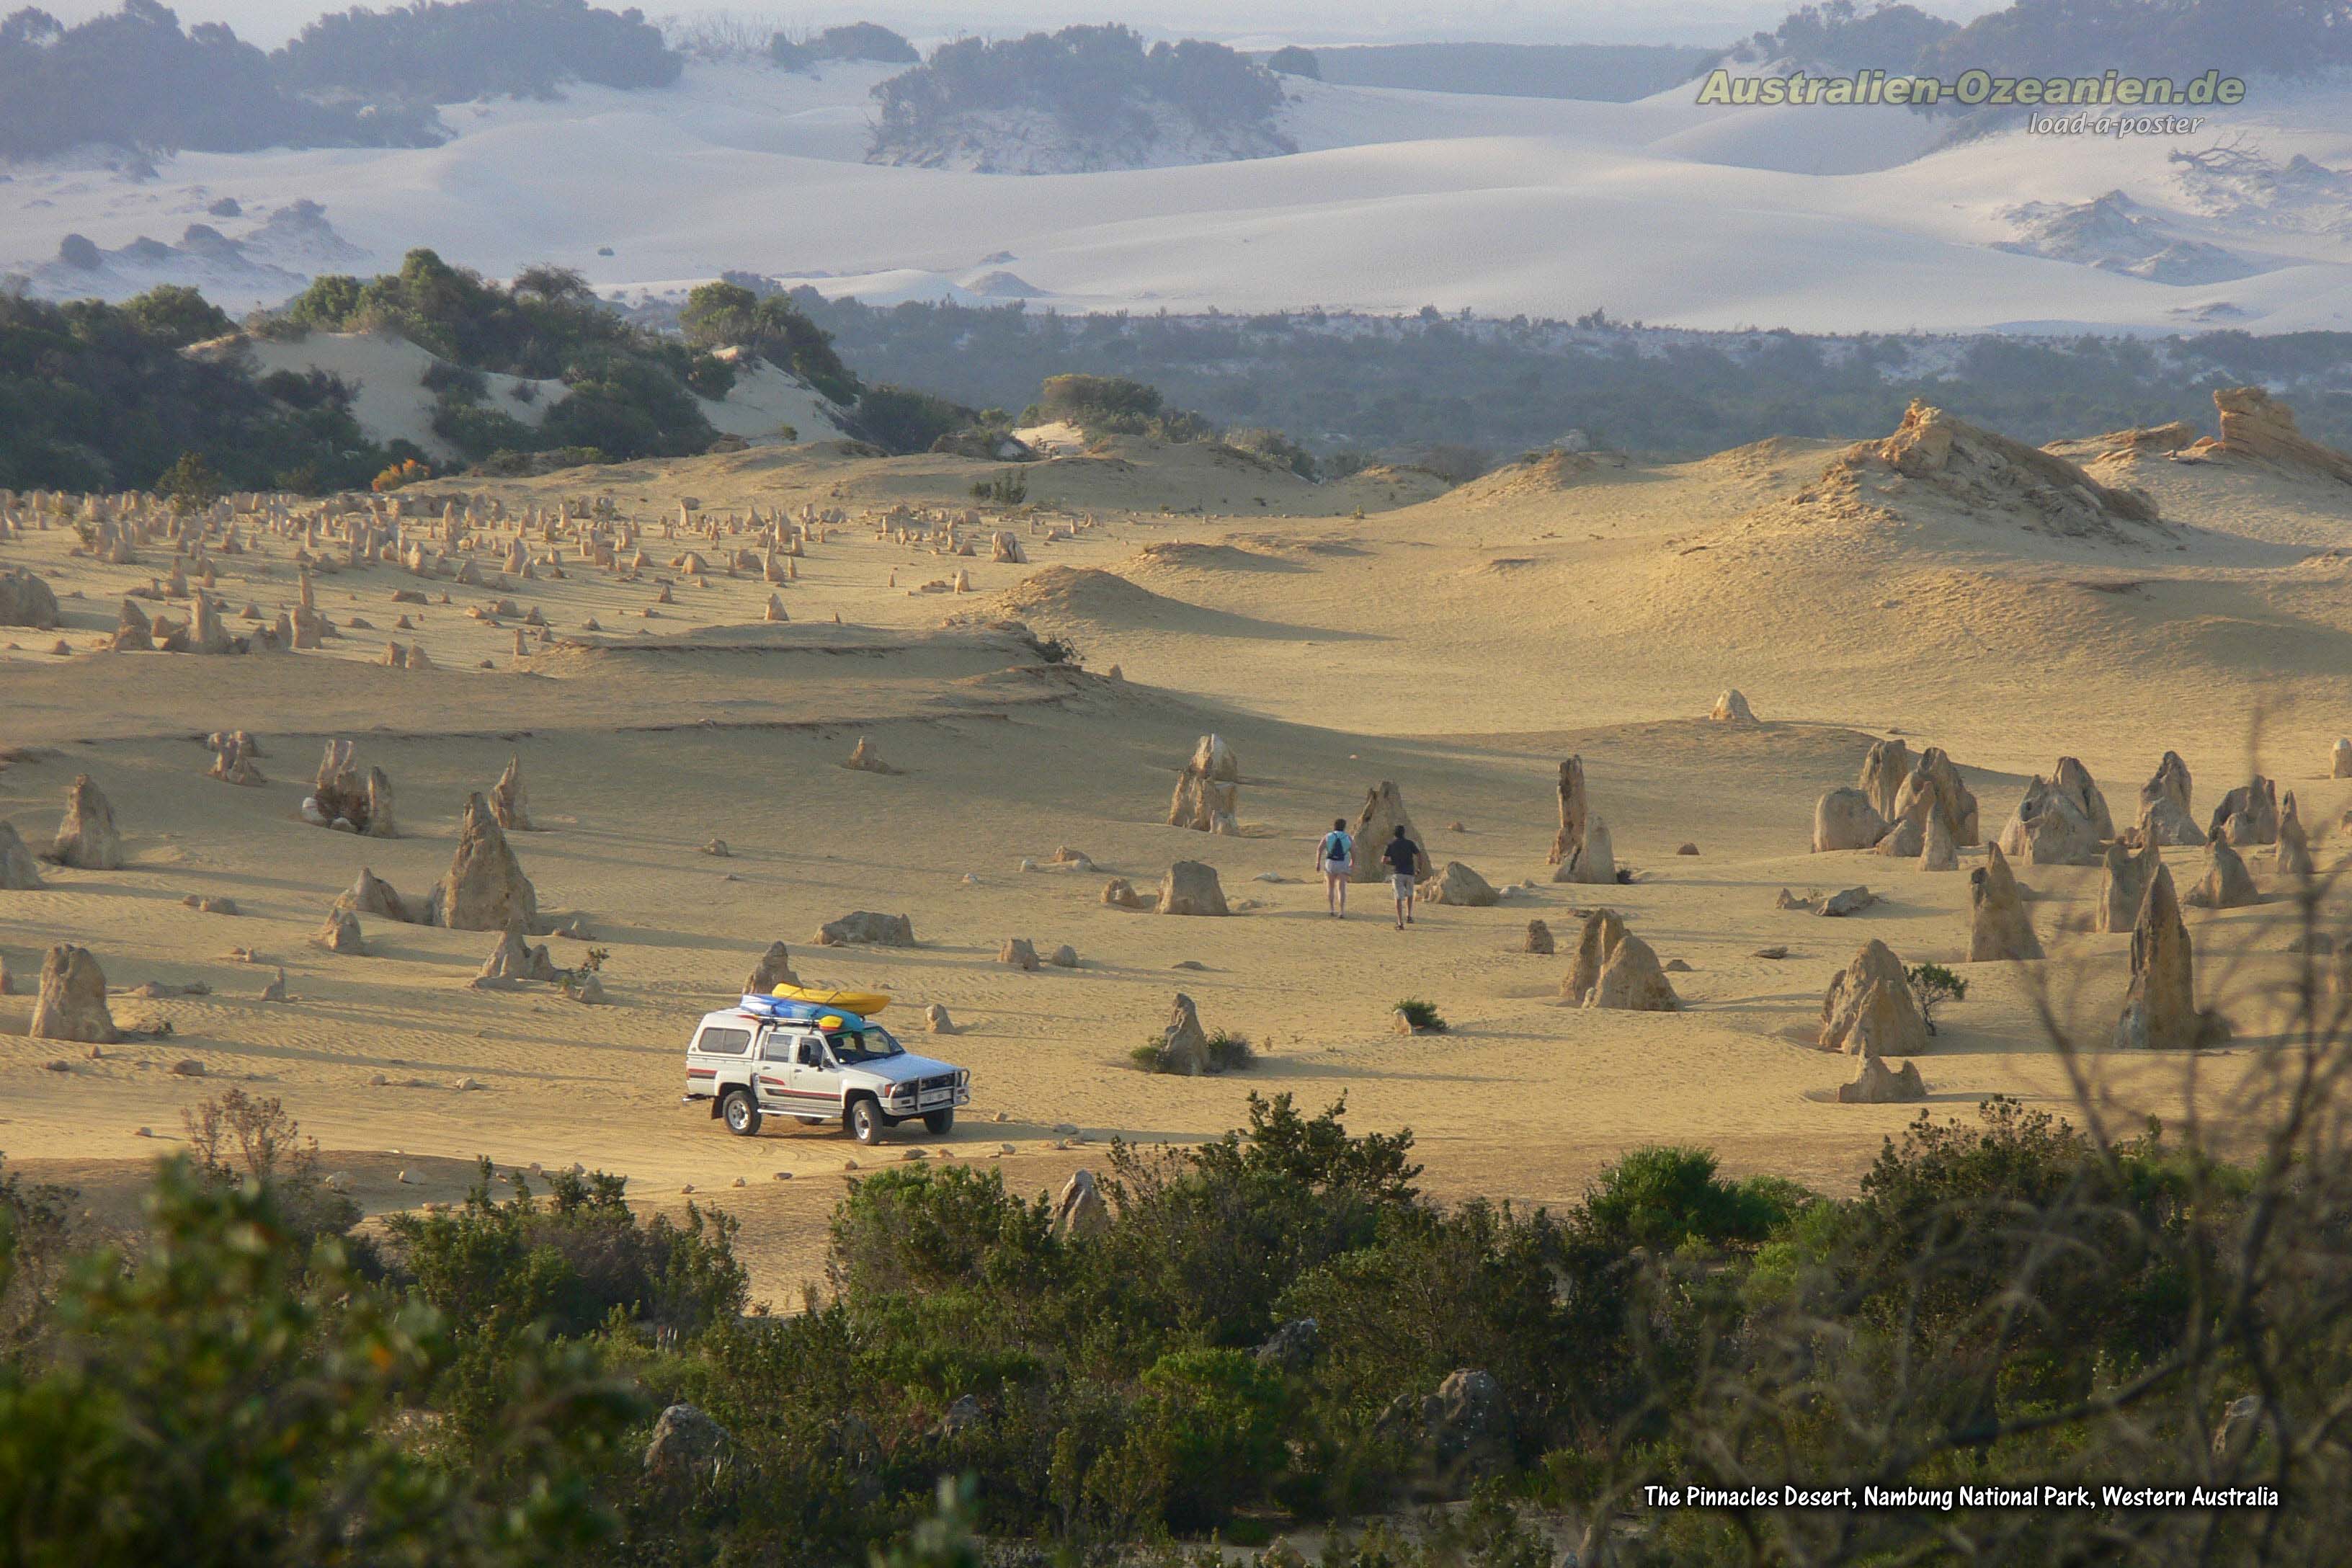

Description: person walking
[1315,817,1354,917]
[1382,823,1423,930]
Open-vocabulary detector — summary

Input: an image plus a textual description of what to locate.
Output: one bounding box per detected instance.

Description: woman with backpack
[1316,817,1354,918]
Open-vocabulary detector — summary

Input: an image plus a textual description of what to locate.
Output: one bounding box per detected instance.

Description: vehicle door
[751,1028,800,1109]
[785,1032,845,1116]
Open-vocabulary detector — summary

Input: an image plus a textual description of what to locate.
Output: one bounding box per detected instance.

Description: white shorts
[1391,873,1416,899]
[1322,860,1350,876]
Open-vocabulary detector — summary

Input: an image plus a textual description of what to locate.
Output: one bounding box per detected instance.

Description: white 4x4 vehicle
[682,1000,970,1144]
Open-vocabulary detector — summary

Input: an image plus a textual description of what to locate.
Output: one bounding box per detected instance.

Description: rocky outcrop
[1813,787,1889,852]
[1892,747,1980,848]
[1557,814,1617,884]
[362,767,397,839]
[2183,834,2259,910]
[1819,940,1928,1056]
[2207,778,2279,845]
[2113,864,2202,1049]
[1157,992,1212,1074]
[1848,400,2163,537]
[1563,909,1629,1004]
[842,737,896,775]
[1352,781,1425,883]
[1052,1169,1110,1239]
[1968,843,2043,961]
[435,793,538,932]
[316,909,365,953]
[1167,734,1239,834]
[1100,877,1150,910]
[50,775,122,869]
[2204,386,2352,484]
[2277,793,2314,880]
[205,729,265,786]
[644,1404,731,1480]
[308,741,383,833]
[1838,1048,1927,1103]
[817,911,916,946]
[1523,919,1554,955]
[1585,932,1680,1012]
[1710,688,1756,723]
[1549,757,1589,868]
[2138,752,2203,847]
[0,566,61,628]
[2335,739,2352,780]
[112,597,153,652]
[1858,739,1912,821]
[334,867,415,924]
[30,943,116,1044]
[1998,761,2109,867]
[489,755,532,829]
[477,921,558,984]
[997,936,1041,971]
[1920,810,1959,871]
[1157,860,1229,916]
[0,821,44,889]
[2095,839,2160,935]
[1418,861,1498,906]
[746,942,799,994]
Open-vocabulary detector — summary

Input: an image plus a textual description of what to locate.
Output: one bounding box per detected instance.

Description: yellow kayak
[770,983,891,1015]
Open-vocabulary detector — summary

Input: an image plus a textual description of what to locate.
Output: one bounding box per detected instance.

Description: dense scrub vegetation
[769,21,918,72]
[870,25,1289,159]
[1737,0,1959,71]
[0,0,678,161]
[4,1072,2346,1564]
[1293,41,1718,101]
[0,290,401,493]
[783,292,2352,462]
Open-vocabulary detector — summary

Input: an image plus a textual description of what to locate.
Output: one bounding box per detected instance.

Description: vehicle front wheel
[922,1109,956,1136]
[847,1097,886,1144]
[721,1090,761,1137]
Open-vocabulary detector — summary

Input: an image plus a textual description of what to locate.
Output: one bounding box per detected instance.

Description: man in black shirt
[1381,824,1422,930]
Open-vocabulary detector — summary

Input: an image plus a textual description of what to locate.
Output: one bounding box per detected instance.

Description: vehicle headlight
[956,1069,970,1087]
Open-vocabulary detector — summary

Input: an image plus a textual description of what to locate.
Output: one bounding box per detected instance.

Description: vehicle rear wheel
[847,1097,886,1144]
[721,1089,761,1136]
[922,1109,956,1136]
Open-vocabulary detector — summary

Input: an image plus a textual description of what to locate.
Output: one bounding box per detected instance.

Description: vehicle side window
[695,1026,752,1056]
[796,1039,822,1067]
[758,1033,793,1062]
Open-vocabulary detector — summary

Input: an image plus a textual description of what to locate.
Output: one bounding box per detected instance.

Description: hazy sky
[37,0,2015,51]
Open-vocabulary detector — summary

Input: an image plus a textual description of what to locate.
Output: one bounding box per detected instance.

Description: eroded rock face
[1999,770,2106,867]
[1052,1169,1110,1239]
[2209,385,2352,484]
[1524,919,1554,955]
[316,909,365,953]
[51,775,122,870]
[0,567,61,629]
[2139,793,2205,848]
[1100,878,1150,910]
[334,867,414,924]
[1920,810,1959,871]
[2097,839,2160,935]
[30,943,116,1044]
[746,942,799,994]
[998,936,1041,971]
[1814,787,1889,853]
[1585,932,1680,1012]
[489,755,532,829]
[1352,782,1425,883]
[1157,992,1211,1074]
[2208,778,2279,846]
[843,737,895,775]
[2183,834,2260,910]
[1968,843,2043,961]
[113,597,153,652]
[1819,940,1928,1056]
[1861,400,2162,534]
[1838,1049,1926,1103]
[2113,864,2201,1050]
[644,1404,730,1480]
[1564,909,1628,1003]
[1858,739,1913,821]
[1710,688,1756,723]
[2276,791,2314,880]
[0,821,44,889]
[1167,734,1239,834]
[1549,757,1589,868]
[1419,861,1499,906]
[1892,747,1980,847]
[2143,750,2192,816]
[1558,814,1618,885]
[437,792,539,932]
[817,911,916,946]
[205,730,265,786]
[2334,739,2352,780]
[477,921,558,984]
[1157,860,1229,916]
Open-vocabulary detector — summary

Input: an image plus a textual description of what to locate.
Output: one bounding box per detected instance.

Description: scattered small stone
[702,838,731,858]
[999,1143,1016,1154]
[843,1159,860,1172]
[773,1171,792,1181]
[369,1072,389,1085]
[134,1126,153,1138]
[1172,959,1207,971]
[1676,842,1699,856]
[733,1176,747,1187]
[169,1059,205,1077]
[902,1149,929,1162]
[1664,958,1693,972]
[1052,1123,1079,1136]
[1754,945,1788,960]
[455,1077,484,1091]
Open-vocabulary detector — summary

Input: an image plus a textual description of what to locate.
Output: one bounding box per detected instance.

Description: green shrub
[1394,998,1445,1031]
[1131,1030,1255,1074]
[1907,960,1968,1035]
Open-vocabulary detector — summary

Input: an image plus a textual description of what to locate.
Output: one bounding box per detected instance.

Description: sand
[6,413,2352,1301]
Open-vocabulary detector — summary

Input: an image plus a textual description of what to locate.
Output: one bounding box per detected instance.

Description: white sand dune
[9,62,2352,331]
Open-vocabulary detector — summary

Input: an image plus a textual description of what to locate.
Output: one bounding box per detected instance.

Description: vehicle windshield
[829,1027,904,1064]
